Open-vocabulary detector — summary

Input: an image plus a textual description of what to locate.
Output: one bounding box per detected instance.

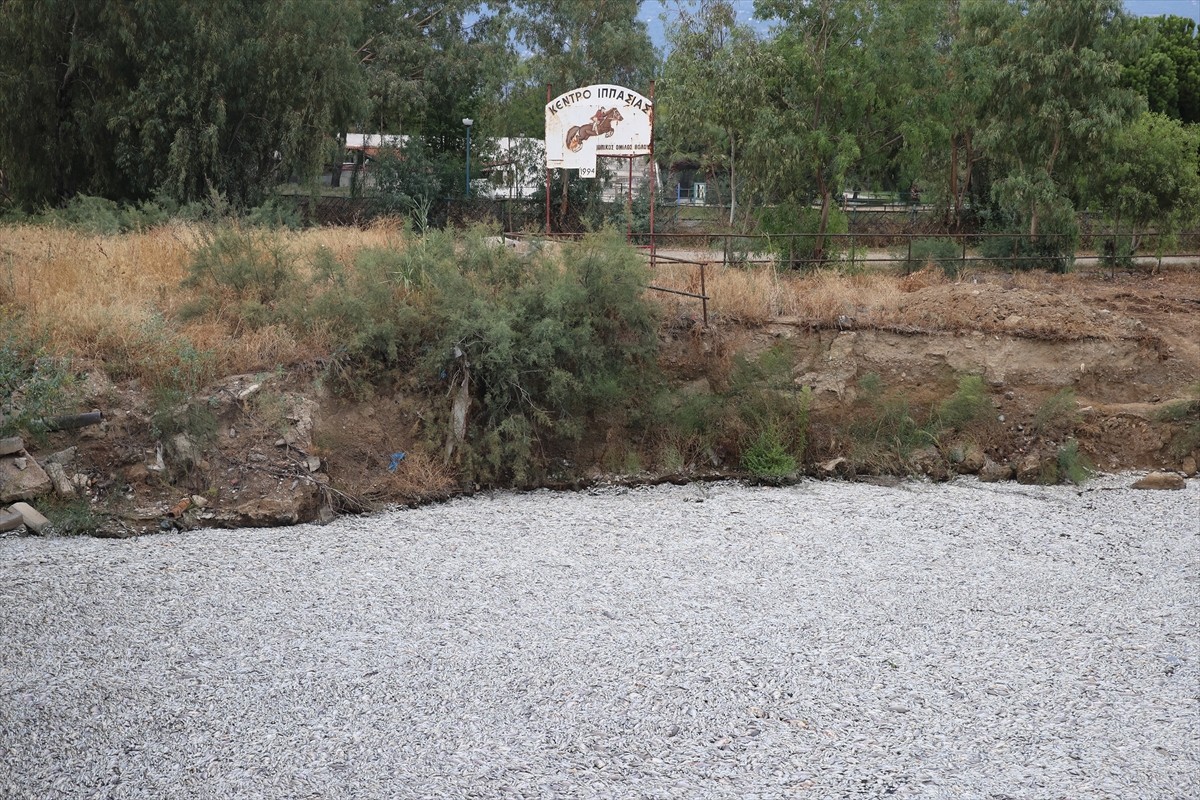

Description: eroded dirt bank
[4,269,1198,536]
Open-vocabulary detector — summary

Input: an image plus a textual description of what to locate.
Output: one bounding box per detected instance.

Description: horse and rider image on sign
[567,107,624,152]
[545,84,653,175]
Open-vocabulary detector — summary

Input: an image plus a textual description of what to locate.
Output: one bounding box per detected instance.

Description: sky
[637,0,1200,50]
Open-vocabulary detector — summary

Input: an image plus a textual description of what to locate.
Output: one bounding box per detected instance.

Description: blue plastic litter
[388,452,407,472]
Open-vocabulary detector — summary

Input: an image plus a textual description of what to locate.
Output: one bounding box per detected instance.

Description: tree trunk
[815,182,832,265]
[728,134,737,227]
[948,133,959,229]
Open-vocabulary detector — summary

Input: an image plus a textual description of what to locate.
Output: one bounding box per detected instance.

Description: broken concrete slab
[0,509,24,532]
[0,452,52,504]
[44,461,76,498]
[45,446,78,466]
[9,502,51,534]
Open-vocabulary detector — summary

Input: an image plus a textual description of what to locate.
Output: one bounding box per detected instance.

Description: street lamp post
[463,118,473,197]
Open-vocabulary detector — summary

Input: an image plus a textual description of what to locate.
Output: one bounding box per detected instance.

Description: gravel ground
[1,476,1197,799]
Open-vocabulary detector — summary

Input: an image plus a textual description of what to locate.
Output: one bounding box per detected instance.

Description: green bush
[978,209,1077,273]
[246,197,303,230]
[428,228,661,484]
[936,375,991,431]
[756,202,849,270]
[1156,386,1200,458]
[1055,438,1095,485]
[741,426,797,478]
[849,372,997,475]
[906,238,963,278]
[50,195,124,234]
[184,226,296,312]
[1032,388,1079,436]
[0,328,75,441]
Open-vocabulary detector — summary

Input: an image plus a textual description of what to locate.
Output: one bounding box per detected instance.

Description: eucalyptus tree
[358,1,510,142]
[660,0,765,226]
[1121,15,1200,123]
[750,0,879,259]
[968,0,1142,243]
[0,0,364,209]
[859,0,991,229]
[1086,111,1200,249]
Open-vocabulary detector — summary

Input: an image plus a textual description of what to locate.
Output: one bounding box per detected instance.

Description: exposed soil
[11,267,1199,536]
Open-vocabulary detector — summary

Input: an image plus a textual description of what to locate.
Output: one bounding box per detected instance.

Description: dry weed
[388,447,457,498]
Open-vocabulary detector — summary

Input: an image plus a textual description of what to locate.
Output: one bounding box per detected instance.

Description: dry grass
[3,222,1166,390]
[1,220,411,381]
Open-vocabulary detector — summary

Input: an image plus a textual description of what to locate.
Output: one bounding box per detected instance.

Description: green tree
[1086,111,1200,248]
[660,0,765,226]
[0,1,364,209]
[1122,15,1200,123]
[750,0,878,259]
[970,0,1142,244]
[865,0,990,229]
[358,1,509,140]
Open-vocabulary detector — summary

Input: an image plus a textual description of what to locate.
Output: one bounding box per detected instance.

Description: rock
[169,433,202,469]
[9,502,51,534]
[978,458,1014,483]
[212,482,321,527]
[1182,456,1198,477]
[1132,471,1185,490]
[952,444,987,475]
[0,436,24,457]
[44,461,76,498]
[306,456,322,473]
[316,504,337,526]
[0,453,52,503]
[1015,452,1050,484]
[0,509,24,532]
[45,447,78,466]
[191,494,209,508]
[79,371,115,404]
[820,457,847,475]
[909,446,949,480]
[237,382,263,402]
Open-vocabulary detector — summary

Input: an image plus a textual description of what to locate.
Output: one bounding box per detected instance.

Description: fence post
[961,234,967,275]
[907,234,913,271]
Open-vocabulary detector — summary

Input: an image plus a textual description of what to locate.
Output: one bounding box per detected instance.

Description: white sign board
[545,84,653,176]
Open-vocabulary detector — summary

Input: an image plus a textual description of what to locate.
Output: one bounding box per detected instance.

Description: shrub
[0,327,75,440]
[1032,388,1079,436]
[848,372,998,475]
[756,202,849,270]
[181,227,300,337]
[428,228,661,484]
[1056,438,1095,485]
[1156,385,1200,458]
[49,195,124,235]
[741,426,797,478]
[906,238,963,278]
[936,374,991,431]
[40,497,108,536]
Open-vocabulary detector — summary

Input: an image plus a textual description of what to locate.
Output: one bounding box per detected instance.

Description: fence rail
[645,230,1200,273]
